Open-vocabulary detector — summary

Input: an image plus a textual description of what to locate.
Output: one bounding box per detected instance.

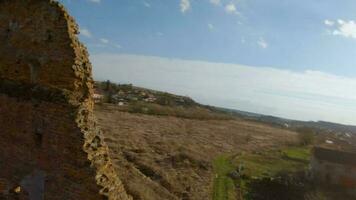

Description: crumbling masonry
[0,0,131,199]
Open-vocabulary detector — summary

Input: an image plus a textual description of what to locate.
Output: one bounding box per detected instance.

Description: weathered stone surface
[0,1,131,199]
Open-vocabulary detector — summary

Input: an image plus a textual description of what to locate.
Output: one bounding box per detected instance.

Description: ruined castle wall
[311,147,356,197]
[0,1,131,199]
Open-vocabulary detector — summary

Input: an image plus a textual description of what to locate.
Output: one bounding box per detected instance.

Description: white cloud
[330,20,356,39]
[91,54,356,125]
[156,32,164,37]
[115,44,122,49]
[100,38,109,44]
[257,37,268,49]
[180,0,191,13]
[208,23,214,30]
[337,19,345,25]
[79,28,92,38]
[88,0,101,3]
[210,0,221,6]
[143,1,151,7]
[225,3,238,14]
[324,20,335,26]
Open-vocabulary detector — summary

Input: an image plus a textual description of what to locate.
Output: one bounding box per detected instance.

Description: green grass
[212,156,237,200]
[282,147,311,162]
[211,147,312,200]
[235,147,311,178]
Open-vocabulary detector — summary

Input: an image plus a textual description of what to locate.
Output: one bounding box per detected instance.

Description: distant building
[144,94,157,103]
[311,144,356,197]
[93,89,104,103]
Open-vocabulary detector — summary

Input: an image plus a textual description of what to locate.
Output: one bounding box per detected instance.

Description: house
[144,94,157,103]
[93,89,104,103]
[311,144,356,197]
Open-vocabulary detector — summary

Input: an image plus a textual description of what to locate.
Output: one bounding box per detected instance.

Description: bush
[125,102,233,120]
[304,191,328,200]
[296,127,315,146]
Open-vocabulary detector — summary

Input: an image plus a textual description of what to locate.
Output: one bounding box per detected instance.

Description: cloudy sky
[59,0,356,125]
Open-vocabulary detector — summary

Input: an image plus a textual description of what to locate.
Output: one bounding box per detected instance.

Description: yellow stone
[14,186,21,193]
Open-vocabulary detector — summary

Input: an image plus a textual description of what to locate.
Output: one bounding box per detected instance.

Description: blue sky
[59,0,356,125]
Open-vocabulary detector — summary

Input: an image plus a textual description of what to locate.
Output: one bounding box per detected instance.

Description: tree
[105,80,111,91]
[296,127,315,146]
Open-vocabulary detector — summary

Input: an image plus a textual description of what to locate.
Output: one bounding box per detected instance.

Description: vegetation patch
[235,147,311,178]
[213,147,313,200]
[296,127,316,146]
[124,102,233,120]
[281,147,311,163]
[212,156,237,200]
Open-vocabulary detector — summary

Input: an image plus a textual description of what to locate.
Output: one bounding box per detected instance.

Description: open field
[95,103,299,200]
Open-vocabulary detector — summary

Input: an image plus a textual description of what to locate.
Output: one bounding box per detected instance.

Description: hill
[94,81,233,120]
[94,81,356,199]
[95,81,356,136]
[93,81,317,200]
[217,107,356,135]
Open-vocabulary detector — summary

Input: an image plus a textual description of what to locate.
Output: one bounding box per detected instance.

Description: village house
[93,89,104,103]
[144,94,157,103]
[311,144,356,197]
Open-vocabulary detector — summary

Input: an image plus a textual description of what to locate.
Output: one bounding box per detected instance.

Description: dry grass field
[95,103,299,200]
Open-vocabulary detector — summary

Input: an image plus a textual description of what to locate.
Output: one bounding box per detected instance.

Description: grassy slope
[112,102,234,120]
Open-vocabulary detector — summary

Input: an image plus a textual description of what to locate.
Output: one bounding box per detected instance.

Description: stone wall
[0,1,131,199]
[311,147,356,197]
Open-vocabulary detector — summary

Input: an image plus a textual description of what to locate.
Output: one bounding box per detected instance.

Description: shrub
[304,191,328,200]
[296,127,315,146]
